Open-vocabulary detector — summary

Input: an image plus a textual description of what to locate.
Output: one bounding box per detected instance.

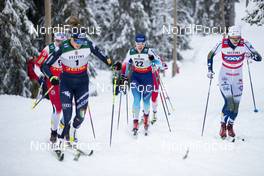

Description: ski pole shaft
[32,85,54,109]
[117,92,122,130]
[160,79,175,111]
[201,78,212,136]
[87,104,96,139]
[126,90,129,124]
[160,92,171,132]
[159,81,171,115]
[247,59,258,112]
[110,76,117,147]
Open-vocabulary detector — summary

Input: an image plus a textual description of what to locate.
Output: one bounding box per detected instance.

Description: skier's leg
[131,81,142,130]
[228,78,243,124]
[219,79,234,124]
[142,72,154,128]
[151,79,159,113]
[219,75,233,138]
[58,78,73,139]
[70,77,89,142]
[46,80,62,142]
[227,77,243,137]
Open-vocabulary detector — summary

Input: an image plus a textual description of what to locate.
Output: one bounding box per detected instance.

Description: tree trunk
[172,0,178,77]
[45,0,52,45]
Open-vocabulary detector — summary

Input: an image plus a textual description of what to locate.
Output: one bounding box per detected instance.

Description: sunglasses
[74,38,86,45]
[229,36,241,41]
[136,42,145,45]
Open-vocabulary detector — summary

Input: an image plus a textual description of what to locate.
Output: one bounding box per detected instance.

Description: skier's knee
[73,108,86,128]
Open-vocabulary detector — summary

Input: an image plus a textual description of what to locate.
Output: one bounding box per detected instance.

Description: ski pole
[117,91,122,130]
[159,80,171,115]
[160,91,171,132]
[154,71,171,115]
[246,59,258,113]
[109,74,118,147]
[87,104,96,139]
[160,78,175,112]
[32,81,43,105]
[125,81,129,124]
[32,85,54,109]
[201,78,213,136]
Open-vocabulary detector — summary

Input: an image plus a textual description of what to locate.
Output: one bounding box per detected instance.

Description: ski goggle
[135,42,145,46]
[229,36,241,43]
[74,38,86,45]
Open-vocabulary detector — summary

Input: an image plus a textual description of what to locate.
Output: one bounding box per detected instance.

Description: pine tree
[0,0,39,96]
[243,0,264,26]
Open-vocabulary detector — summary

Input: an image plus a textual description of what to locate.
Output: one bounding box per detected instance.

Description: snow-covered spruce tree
[94,0,151,61]
[146,0,193,61]
[243,0,264,25]
[194,0,236,28]
[0,0,38,97]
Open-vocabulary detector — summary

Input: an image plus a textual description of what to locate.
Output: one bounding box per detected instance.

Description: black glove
[49,76,60,85]
[113,61,122,70]
[149,55,154,61]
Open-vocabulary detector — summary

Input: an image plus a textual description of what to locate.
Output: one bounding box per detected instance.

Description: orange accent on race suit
[132,66,152,73]
[50,66,62,77]
[62,64,88,74]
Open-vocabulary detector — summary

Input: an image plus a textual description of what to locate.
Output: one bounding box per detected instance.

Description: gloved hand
[49,76,60,85]
[149,55,155,61]
[113,61,122,71]
[117,74,128,94]
[207,70,215,79]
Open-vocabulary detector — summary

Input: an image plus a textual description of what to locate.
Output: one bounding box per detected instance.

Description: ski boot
[132,119,139,136]
[151,111,157,125]
[50,129,57,143]
[227,123,235,137]
[143,114,149,136]
[219,122,227,139]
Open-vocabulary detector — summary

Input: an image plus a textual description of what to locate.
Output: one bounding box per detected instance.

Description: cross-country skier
[121,34,162,135]
[42,32,113,148]
[207,25,262,139]
[35,32,67,143]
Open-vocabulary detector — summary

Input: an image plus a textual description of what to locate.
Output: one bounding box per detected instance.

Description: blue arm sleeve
[41,48,63,78]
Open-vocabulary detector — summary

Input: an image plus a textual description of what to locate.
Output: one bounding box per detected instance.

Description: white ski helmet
[54,32,67,41]
[228,26,241,37]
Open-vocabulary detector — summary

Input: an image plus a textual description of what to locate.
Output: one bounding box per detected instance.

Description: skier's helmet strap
[228,26,241,37]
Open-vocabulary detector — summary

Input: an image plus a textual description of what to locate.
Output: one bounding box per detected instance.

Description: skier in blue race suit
[121,34,162,135]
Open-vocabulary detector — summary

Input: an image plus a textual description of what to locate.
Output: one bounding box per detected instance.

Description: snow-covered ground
[1,1,264,176]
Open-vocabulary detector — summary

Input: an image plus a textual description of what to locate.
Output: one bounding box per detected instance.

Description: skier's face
[55,40,63,46]
[135,42,145,52]
[229,36,241,46]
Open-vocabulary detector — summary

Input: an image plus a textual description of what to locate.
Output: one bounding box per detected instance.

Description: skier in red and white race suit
[35,32,67,143]
[207,26,262,139]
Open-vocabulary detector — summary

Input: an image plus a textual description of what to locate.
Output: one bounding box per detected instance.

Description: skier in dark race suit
[42,32,117,149]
